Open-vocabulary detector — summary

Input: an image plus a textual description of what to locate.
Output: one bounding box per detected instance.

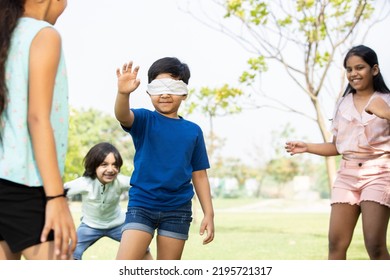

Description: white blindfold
[147,78,188,96]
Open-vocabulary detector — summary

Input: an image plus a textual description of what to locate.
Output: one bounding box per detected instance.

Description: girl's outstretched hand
[116,61,140,95]
[199,215,215,245]
[285,141,307,155]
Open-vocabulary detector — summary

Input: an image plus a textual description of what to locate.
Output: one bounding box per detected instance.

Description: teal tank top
[0,17,69,186]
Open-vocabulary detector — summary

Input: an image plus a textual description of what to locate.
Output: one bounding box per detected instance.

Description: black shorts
[0,179,54,253]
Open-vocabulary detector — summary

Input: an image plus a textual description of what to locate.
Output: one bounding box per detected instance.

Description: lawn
[69,198,384,260]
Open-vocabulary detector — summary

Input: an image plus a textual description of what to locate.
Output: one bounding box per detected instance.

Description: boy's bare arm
[192,170,215,244]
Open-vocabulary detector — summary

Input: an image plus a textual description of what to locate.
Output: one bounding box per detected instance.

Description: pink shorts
[331,157,390,208]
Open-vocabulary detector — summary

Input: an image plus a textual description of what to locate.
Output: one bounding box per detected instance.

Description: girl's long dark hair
[342,45,390,96]
[0,0,25,139]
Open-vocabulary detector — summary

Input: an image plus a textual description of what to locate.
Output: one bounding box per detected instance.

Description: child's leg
[116,229,153,260]
[142,250,154,260]
[107,224,124,242]
[360,201,390,260]
[0,241,21,260]
[328,203,360,260]
[108,224,153,260]
[156,201,192,260]
[156,235,185,260]
[22,241,65,260]
[73,223,104,260]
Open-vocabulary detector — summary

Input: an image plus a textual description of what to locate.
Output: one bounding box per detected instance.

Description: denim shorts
[73,222,123,260]
[122,201,193,240]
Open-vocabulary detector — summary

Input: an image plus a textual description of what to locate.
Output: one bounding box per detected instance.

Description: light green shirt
[65,174,130,229]
[0,17,69,186]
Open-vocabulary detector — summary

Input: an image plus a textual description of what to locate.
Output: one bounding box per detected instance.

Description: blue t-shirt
[123,109,210,210]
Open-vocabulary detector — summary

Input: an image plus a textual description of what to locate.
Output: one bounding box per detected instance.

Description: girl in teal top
[0,0,76,260]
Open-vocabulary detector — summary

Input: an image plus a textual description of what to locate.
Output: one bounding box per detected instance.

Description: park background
[56,0,390,259]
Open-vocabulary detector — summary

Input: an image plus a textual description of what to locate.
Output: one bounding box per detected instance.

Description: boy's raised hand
[116,61,140,95]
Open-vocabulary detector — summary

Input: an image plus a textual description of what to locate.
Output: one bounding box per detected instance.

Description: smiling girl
[285,45,390,260]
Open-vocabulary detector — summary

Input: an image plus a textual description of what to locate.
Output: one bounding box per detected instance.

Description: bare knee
[365,240,390,260]
[328,235,350,260]
[0,241,22,260]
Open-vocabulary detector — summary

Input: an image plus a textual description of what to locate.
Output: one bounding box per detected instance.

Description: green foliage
[297,0,315,11]
[182,84,244,161]
[313,163,331,198]
[211,157,262,190]
[218,0,378,190]
[296,0,373,43]
[277,15,292,27]
[223,0,375,76]
[184,84,244,117]
[263,124,301,193]
[315,51,330,67]
[240,56,268,85]
[225,0,245,19]
[225,0,269,25]
[265,157,299,185]
[64,107,135,182]
[266,158,299,184]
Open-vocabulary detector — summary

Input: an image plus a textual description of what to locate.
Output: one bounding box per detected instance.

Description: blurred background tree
[182,0,389,190]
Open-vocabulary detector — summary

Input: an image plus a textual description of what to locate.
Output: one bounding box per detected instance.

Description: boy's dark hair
[83,142,123,179]
[342,45,390,96]
[147,57,191,84]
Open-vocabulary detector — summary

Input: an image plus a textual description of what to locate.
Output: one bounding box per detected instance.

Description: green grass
[69,198,385,260]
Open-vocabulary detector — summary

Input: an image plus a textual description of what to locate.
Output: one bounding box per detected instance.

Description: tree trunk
[325,156,337,190]
[313,98,337,192]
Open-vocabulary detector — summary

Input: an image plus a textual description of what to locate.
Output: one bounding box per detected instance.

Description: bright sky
[56,0,390,163]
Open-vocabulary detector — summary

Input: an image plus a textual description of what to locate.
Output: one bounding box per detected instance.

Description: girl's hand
[116,61,140,95]
[365,96,390,120]
[285,141,307,155]
[41,197,77,259]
